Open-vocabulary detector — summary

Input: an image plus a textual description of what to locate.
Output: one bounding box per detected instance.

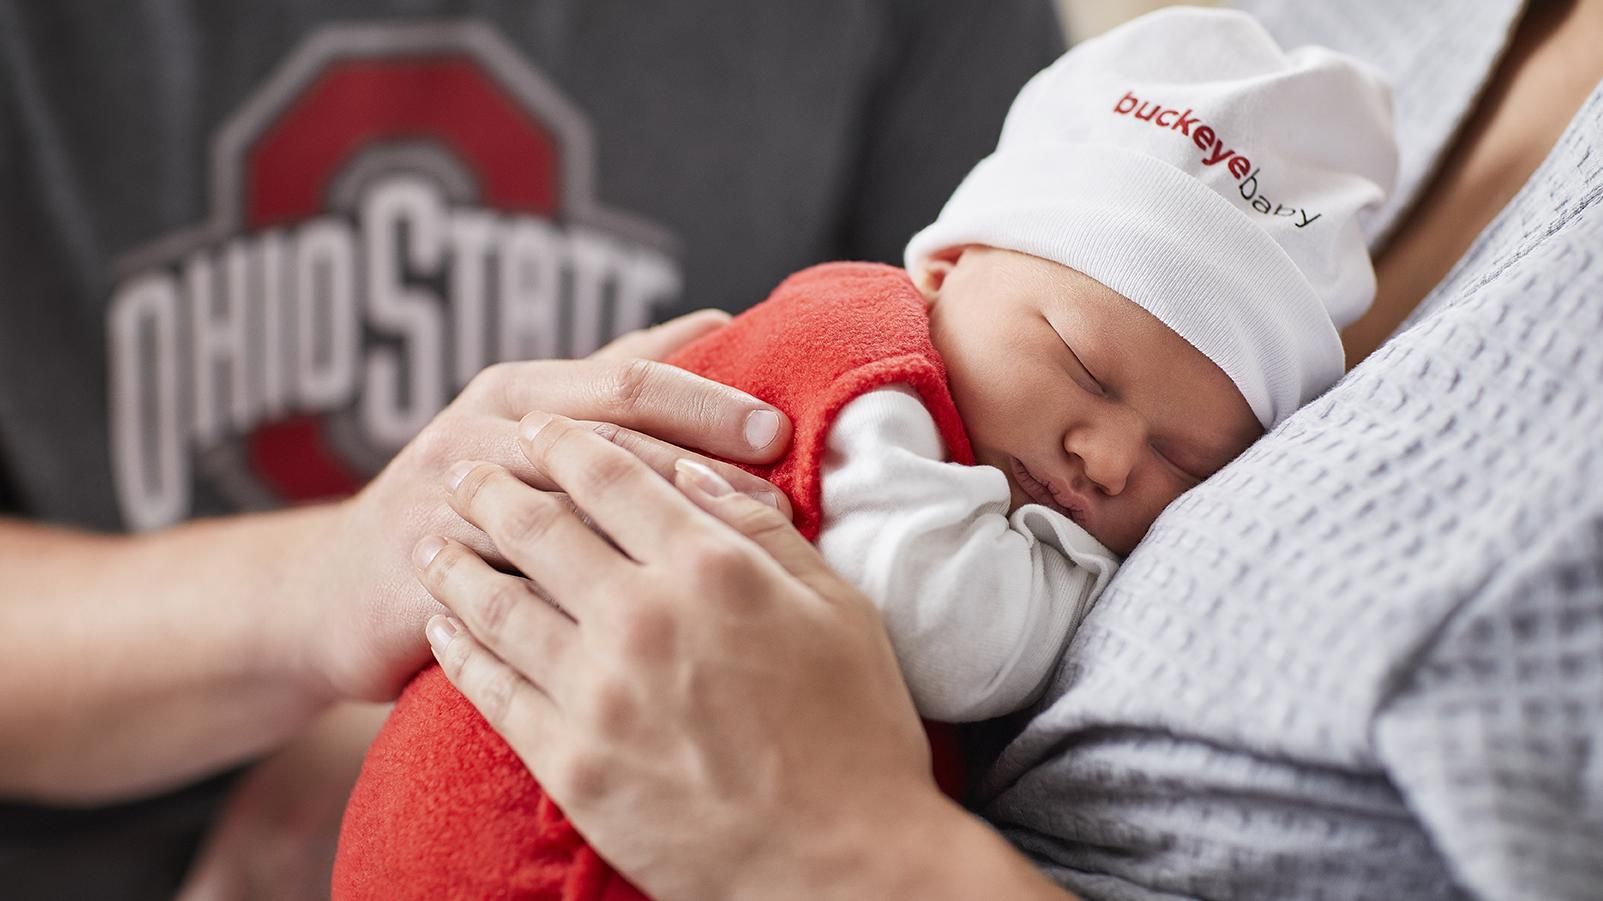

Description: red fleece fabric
[332,263,974,900]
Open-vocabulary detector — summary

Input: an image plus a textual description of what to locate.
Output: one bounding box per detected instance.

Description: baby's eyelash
[1064,345,1105,395]
[1044,314,1107,396]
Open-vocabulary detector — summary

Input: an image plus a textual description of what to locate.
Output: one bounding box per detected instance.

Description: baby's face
[921,247,1262,555]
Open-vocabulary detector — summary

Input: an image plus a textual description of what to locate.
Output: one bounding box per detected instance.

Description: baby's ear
[915,248,963,305]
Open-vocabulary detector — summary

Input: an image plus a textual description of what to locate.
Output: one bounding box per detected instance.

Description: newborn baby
[334,8,1396,899]
[819,249,1261,721]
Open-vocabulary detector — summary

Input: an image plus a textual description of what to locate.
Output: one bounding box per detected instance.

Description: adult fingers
[444,461,636,619]
[585,421,792,520]
[590,309,730,362]
[426,614,559,766]
[412,535,578,696]
[502,415,792,521]
[484,358,791,464]
[517,415,710,564]
[672,460,843,599]
[436,411,789,524]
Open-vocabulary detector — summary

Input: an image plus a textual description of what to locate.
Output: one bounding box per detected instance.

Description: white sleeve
[816,385,1120,723]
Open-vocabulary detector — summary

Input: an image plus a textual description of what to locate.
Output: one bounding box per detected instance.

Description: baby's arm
[817,386,1119,723]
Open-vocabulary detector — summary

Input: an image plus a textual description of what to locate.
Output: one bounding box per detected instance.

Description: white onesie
[815,385,1119,722]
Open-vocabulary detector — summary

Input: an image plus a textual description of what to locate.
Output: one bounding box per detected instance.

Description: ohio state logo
[107,22,681,531]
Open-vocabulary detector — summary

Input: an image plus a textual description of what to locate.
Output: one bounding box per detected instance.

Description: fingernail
[413,536,447,569]
[426,615,461,654]
[521,412,552,443]
[757,489,784,509]
[445,461,475,493]
[675,458,733,497]
[744,409,780,450]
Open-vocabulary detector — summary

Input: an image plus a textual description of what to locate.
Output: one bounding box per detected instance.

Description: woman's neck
[1346,0,1603,367]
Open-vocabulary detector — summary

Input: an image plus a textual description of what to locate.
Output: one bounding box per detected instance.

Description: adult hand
[412,416,1069,900]
[295,309,794,705]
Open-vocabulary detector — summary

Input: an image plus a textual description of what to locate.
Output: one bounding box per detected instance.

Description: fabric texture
[985,2,1603,898]
[332,263,972,900]
[905,6,1397,429]
[817,385,1117,722]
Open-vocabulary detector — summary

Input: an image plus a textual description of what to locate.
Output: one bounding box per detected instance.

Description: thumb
[591,309,731,362]
[672,459,839,595]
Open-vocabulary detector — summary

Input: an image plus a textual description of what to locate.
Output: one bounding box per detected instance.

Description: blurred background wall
[1058,0,1217,41]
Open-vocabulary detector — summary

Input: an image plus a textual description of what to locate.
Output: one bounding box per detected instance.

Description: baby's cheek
[1117,480,1188,551]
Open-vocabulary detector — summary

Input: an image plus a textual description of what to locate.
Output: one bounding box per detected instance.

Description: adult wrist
[720,777,1061,901]
[819,789,1067,901]
[845,789,1068,901]
[254,501,353,706]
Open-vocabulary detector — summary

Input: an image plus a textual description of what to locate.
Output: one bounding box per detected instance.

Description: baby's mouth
[1008,456,1088,526]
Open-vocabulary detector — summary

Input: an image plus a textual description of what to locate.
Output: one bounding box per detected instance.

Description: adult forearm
[0,508,339,803]
[0,336,791,807]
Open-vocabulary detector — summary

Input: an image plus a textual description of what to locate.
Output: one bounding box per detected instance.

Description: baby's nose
[1063,415,1142,496]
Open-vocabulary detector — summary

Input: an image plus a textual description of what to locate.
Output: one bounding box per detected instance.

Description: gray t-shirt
[0,2,1062,896]
[985,1,1603,898]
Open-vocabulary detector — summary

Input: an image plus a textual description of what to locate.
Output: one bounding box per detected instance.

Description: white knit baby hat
[905,6,1397,429]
